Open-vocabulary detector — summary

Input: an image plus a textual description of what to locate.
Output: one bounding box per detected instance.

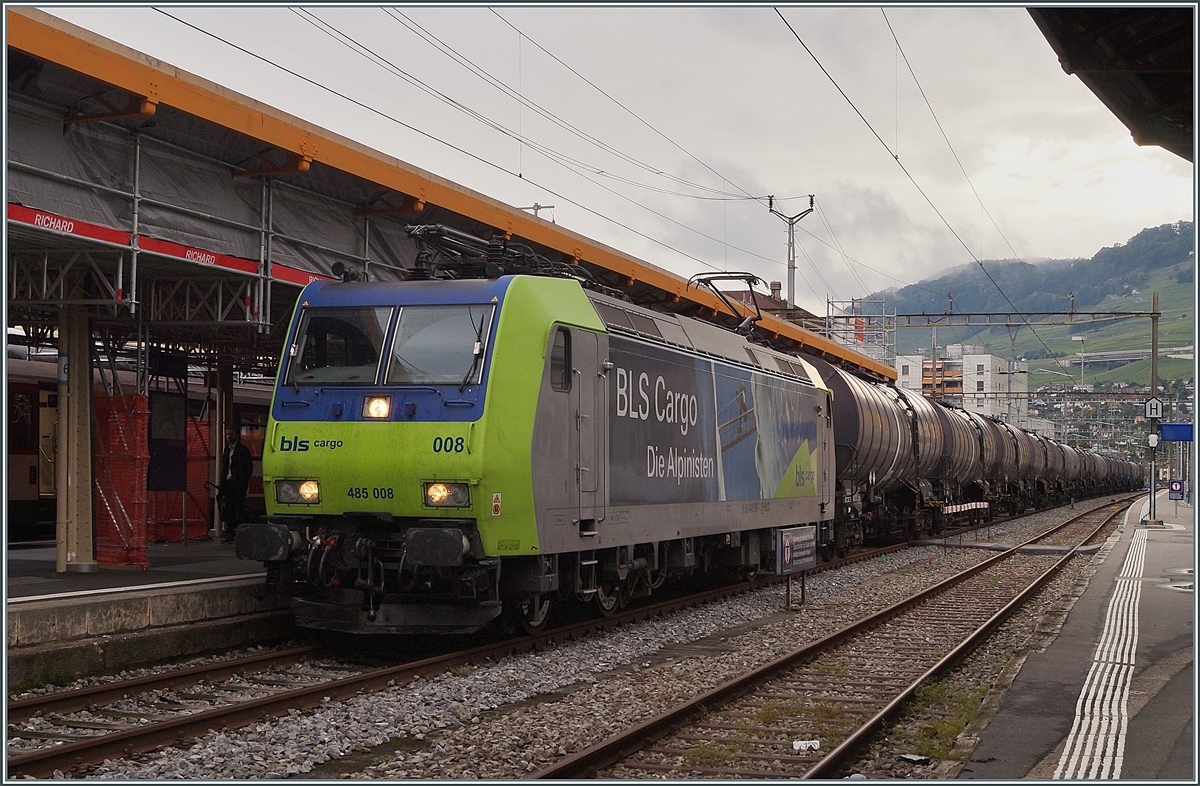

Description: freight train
[235,227,1142,634]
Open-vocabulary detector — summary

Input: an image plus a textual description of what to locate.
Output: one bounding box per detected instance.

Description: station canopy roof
[6,8,893,380]
[1029,7,1193,163]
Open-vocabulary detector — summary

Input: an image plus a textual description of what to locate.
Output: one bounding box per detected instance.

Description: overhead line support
[768,194,814,310]
[889,311,1154,328]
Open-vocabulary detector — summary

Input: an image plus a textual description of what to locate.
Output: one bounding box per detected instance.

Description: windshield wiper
[459,310,486,392]
[287,344,300,393]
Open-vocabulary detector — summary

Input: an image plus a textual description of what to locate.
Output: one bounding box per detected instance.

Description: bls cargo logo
[280,436,309,452]
[280,436,344,451]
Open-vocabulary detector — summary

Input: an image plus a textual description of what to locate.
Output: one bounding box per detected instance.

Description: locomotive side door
[821,390,834,514]
[573,330,603,527]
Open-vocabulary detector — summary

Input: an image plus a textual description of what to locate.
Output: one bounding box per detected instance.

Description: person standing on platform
[220,426,252,543]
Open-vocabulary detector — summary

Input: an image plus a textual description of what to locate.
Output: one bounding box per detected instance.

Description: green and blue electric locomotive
[237,270,836,634]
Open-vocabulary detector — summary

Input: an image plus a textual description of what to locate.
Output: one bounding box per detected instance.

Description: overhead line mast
[768,194,815,310]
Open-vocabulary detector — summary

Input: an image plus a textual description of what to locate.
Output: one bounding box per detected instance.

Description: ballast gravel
[8,643,301,703]
[54,498,1125,780]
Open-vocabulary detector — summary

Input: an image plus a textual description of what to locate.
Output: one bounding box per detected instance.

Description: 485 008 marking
[347,487,394,499]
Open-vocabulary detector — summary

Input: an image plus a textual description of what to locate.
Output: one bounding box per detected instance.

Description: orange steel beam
[63,93,157,127]
[8,8,894,381]
[231,151,313,178]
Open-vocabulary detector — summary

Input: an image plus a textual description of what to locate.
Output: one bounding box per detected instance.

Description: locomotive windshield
[287,307,393,386]
[385,304,494,386]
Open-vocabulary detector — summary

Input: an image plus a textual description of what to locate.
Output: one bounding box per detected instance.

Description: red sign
[8,203,130,245]
[138,236,259,275]
[272,262,333,286]
[10,202,334,286]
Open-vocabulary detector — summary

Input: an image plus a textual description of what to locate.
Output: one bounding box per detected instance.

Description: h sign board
[1159,423,1193,442]
[1144,397,1164,419]
[1169,480,1184,501]
[776,526,817,576]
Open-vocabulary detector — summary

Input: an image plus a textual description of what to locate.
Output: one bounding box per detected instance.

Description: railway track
[6,497,1125,778]
[531,498,1130,779]
[7,550,895,779]
[4,560,824,778]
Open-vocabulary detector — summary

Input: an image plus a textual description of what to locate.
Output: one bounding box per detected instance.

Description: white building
[964,353,1028,423]
[895,353,924,392]
[891,347,1029,426]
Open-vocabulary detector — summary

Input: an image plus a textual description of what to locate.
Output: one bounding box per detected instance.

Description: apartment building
[894,344,1028,424]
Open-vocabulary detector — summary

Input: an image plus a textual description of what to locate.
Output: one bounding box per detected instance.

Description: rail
[530,498,1130,778]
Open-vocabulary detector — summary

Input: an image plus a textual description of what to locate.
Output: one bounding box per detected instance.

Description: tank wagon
[236,228,1142,634]
[805,355,1141,553]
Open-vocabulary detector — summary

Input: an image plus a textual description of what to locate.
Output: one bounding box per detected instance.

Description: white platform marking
[1053,528,1146,779]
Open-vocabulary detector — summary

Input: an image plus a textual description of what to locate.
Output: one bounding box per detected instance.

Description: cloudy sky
[43,5,1195,314]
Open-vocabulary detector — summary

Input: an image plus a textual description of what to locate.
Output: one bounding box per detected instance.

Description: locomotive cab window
[287,307,393,386]
[550,327,571,392]
[385,304,495,386]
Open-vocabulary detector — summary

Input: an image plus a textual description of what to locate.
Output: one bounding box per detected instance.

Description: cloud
[39,4,1195,308]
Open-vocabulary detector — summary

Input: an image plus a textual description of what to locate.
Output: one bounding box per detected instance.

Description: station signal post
[1145,291,1162,526]
[1145,394,1164,526]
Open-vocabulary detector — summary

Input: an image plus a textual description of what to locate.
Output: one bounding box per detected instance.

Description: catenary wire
[157,8,937,305]
[486,12,942,296]
[796,235,839,301]
[813,197,870,294]
[290,8,846,280]
[291,9,805,274]
[388,8,758,202]
[880,9,1039,286]
[293,9,725,201]
[773,7,1061,363]
[207,7,888,290]
[490,8,769,206]
[152,8,730,274]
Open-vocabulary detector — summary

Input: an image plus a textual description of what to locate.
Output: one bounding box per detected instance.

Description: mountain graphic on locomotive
[235,225,1143,635]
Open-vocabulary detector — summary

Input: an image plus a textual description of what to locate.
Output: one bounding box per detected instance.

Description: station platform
[7,536,261,600]
[6,537,289,687]
[957,490,1194,780]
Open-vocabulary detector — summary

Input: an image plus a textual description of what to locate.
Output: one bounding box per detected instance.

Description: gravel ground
[48,498,1124,780]
[8,643,302,702]
[842,533,1119,779]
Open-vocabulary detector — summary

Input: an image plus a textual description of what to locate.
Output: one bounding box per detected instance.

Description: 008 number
[432,436,465,453]
[347,487,394,499]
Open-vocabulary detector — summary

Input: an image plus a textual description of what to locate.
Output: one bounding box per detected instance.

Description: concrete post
[56,310,97,572]
[55,321,68,571]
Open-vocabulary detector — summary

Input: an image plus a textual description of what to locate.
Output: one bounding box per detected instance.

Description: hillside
[872,221,1195,388]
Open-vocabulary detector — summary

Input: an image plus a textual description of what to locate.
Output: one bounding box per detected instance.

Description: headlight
[424,482,470,507]
[276,479,320,504]
[363,396,391,418]
[298,480,320,502]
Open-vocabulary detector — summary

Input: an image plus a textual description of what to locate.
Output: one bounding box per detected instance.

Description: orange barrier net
[150,417,213,543]
[93,393,150,567]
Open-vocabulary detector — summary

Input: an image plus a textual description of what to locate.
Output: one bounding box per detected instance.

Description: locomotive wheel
[592,582,621,617]
[516,594,552,634]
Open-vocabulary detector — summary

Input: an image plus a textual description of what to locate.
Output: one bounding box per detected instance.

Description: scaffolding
[825,297,896,365]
